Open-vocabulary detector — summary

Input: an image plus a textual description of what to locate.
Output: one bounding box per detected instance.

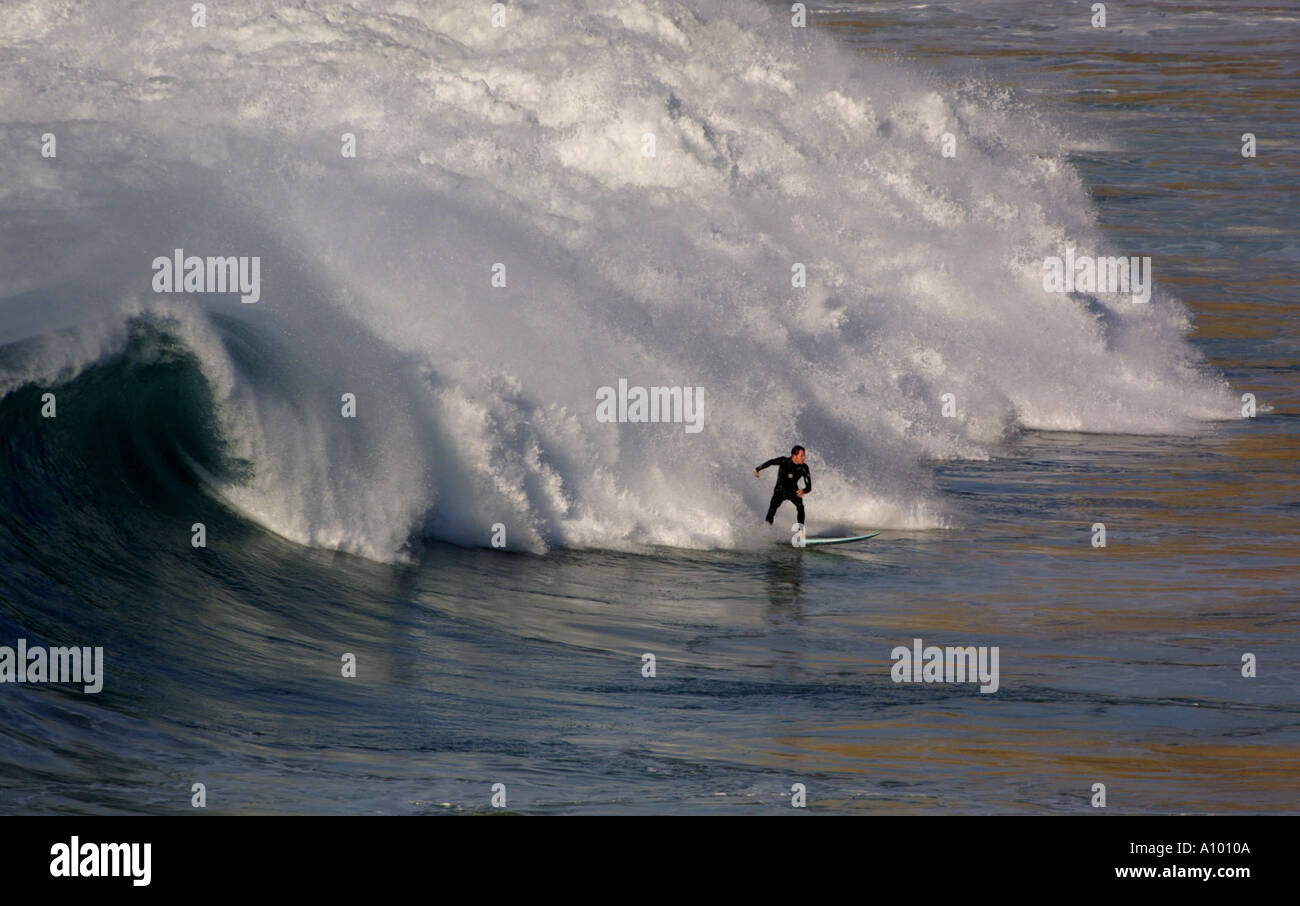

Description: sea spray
[0,0,1234,560]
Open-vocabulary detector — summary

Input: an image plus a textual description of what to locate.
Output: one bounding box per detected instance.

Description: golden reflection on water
[753,10,1300,810]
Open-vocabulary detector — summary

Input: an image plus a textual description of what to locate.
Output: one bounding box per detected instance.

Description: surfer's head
[790,445,806,464]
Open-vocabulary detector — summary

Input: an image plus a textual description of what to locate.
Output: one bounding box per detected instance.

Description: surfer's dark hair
[791,445,805,456]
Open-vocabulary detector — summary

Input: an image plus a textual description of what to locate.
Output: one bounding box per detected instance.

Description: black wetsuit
[756,456,811,524]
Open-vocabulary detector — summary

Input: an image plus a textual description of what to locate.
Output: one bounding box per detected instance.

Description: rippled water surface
[0,1,1295,813]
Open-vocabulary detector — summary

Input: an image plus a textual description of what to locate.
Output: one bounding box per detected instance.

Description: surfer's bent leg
[765,490,784,524]
[794,496,805,524]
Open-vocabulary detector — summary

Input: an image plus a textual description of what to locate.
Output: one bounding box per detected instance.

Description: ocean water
[0,0,1295,814]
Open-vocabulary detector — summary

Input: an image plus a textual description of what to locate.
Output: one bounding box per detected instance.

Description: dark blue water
[1,1,1296,813]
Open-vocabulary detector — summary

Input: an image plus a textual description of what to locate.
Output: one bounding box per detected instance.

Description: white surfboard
[802,532,880,546]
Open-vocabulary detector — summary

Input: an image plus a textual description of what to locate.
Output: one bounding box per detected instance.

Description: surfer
[755,445,811,525]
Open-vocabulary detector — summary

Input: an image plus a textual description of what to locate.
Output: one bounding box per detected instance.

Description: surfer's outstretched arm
[755,457,782,472]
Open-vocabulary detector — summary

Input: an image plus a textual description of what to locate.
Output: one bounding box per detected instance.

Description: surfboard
[800,532,880,547]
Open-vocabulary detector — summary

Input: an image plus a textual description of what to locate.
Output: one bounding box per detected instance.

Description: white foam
[0,0,1235,560]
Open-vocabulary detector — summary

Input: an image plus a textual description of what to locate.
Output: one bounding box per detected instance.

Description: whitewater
[0,0,1235,561]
